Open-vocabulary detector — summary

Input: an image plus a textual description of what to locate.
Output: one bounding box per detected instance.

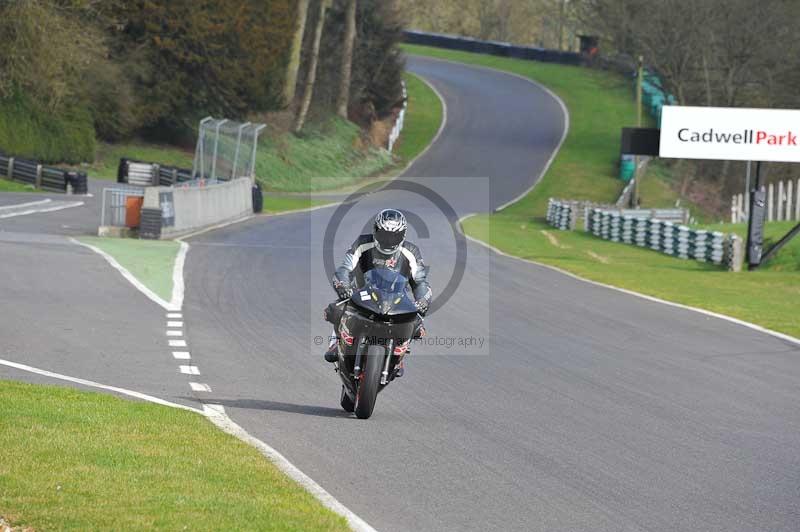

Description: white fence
[387,82,408,153]
[731,178,800,223]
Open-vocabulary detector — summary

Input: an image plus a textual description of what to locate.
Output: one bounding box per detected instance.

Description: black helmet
[373,209,407,254]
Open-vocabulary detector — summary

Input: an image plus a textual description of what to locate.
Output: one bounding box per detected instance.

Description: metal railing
[100,185,145,227]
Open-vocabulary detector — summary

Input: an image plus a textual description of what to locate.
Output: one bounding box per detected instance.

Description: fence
[586,207,741,269]
[388,82,408,153]
[0,152,87,194]
[730,179,800,223]
[100,185,145,228]
[404,30,583,65]
[192,117,265,182]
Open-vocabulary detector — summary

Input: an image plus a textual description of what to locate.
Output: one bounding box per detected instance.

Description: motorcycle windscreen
[353,268,418,315]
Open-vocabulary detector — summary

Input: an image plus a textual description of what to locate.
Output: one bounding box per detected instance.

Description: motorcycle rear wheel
[354,345,383,419]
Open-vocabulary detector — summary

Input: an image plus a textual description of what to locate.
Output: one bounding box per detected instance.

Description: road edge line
[0,199,51,211]
[203,407,377,532]
[70,237,177,311]
[458,214,800,348]
[0,358,202,413]
[171,241,189,310]
[0,358,376,531]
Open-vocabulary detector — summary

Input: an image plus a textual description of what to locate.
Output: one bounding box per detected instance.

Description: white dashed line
[179,365,200,375]
[190,382,212,392]
[167,321,184,328]
[169,339,187,347]
[166,330,183,337]
[172,351,191,360]
[167,313,183,319]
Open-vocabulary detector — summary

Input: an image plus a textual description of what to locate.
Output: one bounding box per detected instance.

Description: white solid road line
[202,405,377,532]
[0,358,202,413]
[172,351,191,360]
[71,238,179,311]
[189,382,212,392]
[168,339,187,347]
[0,358,375,530]
[167,321,184,328]
[0,199,51,211]
[0,201,84,219]
[179,365,200,375]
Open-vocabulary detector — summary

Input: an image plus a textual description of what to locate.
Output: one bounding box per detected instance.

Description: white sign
[660,106,800,162]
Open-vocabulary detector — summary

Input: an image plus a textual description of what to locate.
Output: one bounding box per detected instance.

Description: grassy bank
[0,380,347,530]
[464,216,800,337]
[406,45,800,339]
[393,72,443,165]
[0,178,37,193]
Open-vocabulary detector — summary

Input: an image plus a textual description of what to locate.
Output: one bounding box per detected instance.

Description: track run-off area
[1,56,799,532]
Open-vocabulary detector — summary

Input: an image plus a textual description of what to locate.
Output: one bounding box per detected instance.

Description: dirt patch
[586,250,611,264]
[540,230,569,249]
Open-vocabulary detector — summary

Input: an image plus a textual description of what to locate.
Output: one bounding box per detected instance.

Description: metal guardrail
[100,185,145,228]
[404,30,583,65]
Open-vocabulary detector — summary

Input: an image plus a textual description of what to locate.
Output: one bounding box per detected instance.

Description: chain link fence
[192,117,266,182]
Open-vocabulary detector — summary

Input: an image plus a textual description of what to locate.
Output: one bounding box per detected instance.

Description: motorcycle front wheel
[354,345,384,419]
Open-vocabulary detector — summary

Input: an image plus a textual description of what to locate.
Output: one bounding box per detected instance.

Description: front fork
[353,337,394,386]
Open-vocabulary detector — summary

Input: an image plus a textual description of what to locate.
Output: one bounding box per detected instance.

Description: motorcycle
[330,268,421,419]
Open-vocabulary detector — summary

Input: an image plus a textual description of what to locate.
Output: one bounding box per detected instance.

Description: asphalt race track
[2,56,800,531]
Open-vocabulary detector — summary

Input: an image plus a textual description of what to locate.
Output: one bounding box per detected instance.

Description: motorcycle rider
[324,209,431,376]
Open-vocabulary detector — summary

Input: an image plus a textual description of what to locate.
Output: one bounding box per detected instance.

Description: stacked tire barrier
[586,208,740,268]
[117,158,194,187]
[404,30,583,66]
[546,199,577,230]
[0,152,87,194]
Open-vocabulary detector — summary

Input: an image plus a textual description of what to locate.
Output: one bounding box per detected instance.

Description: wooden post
[731,196,736,223]
[787,180,794,222]
[777,180,784,221]
[7,157,14,180]
[35,164,42,189]
[768,183,774,221]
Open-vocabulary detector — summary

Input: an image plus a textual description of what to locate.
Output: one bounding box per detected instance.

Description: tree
[294,0,331,133]
[336,0,357,118]
[283,0,310,107]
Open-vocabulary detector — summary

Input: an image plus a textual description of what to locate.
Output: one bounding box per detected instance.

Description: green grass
[82,142,196,181]
[393,72,443,164]
[255,117,392,193]
[406,44,800,339]
[463,216,800,337]
[262,195,331,214]
[0,177,37,193]
[78,237,179,302]
[0,379,348,531]
[0,92,96,164]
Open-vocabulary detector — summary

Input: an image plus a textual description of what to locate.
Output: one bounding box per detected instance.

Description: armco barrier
[140,177,253,239]
[0,152,85,194]
[404,30,583,66]
[586,207,743,270]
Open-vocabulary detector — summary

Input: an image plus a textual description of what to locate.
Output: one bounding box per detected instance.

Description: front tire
[340,385,355,412]
[354,345,384,419]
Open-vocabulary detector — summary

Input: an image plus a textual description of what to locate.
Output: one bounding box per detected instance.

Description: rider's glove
[414,298,429,315]
[333,279,353,301]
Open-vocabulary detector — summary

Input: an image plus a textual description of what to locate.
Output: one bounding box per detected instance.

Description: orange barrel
[125,196,144,228]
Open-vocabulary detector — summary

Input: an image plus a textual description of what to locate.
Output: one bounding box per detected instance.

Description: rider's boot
[324,344,338,363]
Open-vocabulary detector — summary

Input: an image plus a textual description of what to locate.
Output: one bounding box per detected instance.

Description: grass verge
[78,237,179,302]
[405,44,800,339]
[463,216,800,337]
[0,178,37,193]
[0,379,348,531]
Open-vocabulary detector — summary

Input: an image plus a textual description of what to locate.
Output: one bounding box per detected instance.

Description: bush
[0,92,95,164]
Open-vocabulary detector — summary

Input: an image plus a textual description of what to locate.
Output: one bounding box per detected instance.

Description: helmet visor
[375,228,405,252]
